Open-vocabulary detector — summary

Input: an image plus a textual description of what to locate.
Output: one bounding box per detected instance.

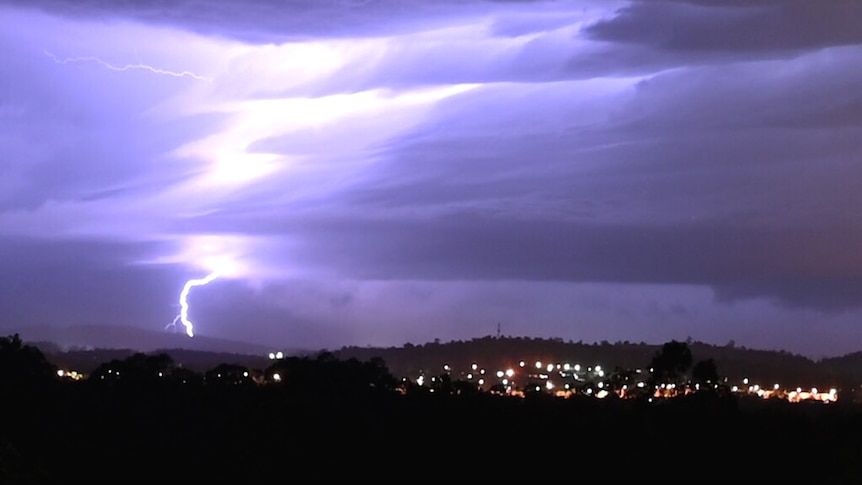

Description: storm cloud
[2,0,862,357]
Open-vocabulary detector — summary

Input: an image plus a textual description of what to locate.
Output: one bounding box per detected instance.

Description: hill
[334,335,853,391]
[8,327,862,397]
[1,324,297,374]
[42,347,274,374]
[3,324,280,355]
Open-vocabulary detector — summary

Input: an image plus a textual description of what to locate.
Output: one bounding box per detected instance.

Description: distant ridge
[334,335,854,390]
[2,324,281,356]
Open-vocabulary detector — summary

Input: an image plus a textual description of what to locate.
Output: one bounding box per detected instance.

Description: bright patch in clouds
[1,10,483,281]
[4,1,862,357]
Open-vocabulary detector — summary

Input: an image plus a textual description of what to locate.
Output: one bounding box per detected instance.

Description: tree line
[2,333,721,400]
[3,333,862,482]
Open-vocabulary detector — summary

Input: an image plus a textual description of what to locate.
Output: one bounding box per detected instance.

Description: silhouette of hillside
[335,335,851,389]
[43,347,274,374]
[3,332,862,483]
[821,352,862,383]
[3,324,302,374]
[15,329,862,393]
[5,324,281,355]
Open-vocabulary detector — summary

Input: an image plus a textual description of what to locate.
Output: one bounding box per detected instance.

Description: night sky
[2,0,862,358]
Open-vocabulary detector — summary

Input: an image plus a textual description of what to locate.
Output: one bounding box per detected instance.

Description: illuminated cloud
[1,0,862,357]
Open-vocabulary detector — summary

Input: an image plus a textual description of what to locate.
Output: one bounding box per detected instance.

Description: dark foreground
[3,384,862,483]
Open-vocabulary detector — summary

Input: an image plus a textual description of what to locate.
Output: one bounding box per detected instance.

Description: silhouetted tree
[266,354,398,397]
[0,334,57,391]
[648,340,693,387]
[364,356,398,391]
[692,358,719,386]
[609,366,645,397]
[451,379,481,396]
[430,373,453,394]
[172,366,204,386]
[89,352,176,385]
[205,363,254,387]
[490,382,510,395]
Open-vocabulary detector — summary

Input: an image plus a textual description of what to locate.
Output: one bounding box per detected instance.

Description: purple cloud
[2,0,862,358]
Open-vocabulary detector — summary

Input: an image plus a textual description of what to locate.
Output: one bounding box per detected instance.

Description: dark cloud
[560,0,862,78]
[175,196,862,312]
[284,215,862,310]
[266,50,862,311]
[586,0,862,54]
[714,278,862,313]
[0,238,180,326]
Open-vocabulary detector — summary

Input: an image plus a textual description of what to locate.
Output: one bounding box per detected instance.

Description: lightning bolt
[43,50,210,81]
[168,271,220,338]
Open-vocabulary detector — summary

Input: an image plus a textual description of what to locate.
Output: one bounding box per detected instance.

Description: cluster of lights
[411,360,611,397]
[99,353,838,402]
[56,369,84,381]
[100,369,120,379]
[728,378,838,403]
[408,362,841,403]
[95,369,171,380]
[211,371,250,379]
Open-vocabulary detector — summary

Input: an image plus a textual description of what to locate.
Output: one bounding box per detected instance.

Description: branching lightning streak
[43,50,210,81]
[169,271,220,338]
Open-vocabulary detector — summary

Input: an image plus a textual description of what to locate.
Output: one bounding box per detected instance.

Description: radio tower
[496,323,501,339]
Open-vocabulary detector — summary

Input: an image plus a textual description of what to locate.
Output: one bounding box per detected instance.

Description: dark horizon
[4,331,862,482]
[6,321,861,363]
